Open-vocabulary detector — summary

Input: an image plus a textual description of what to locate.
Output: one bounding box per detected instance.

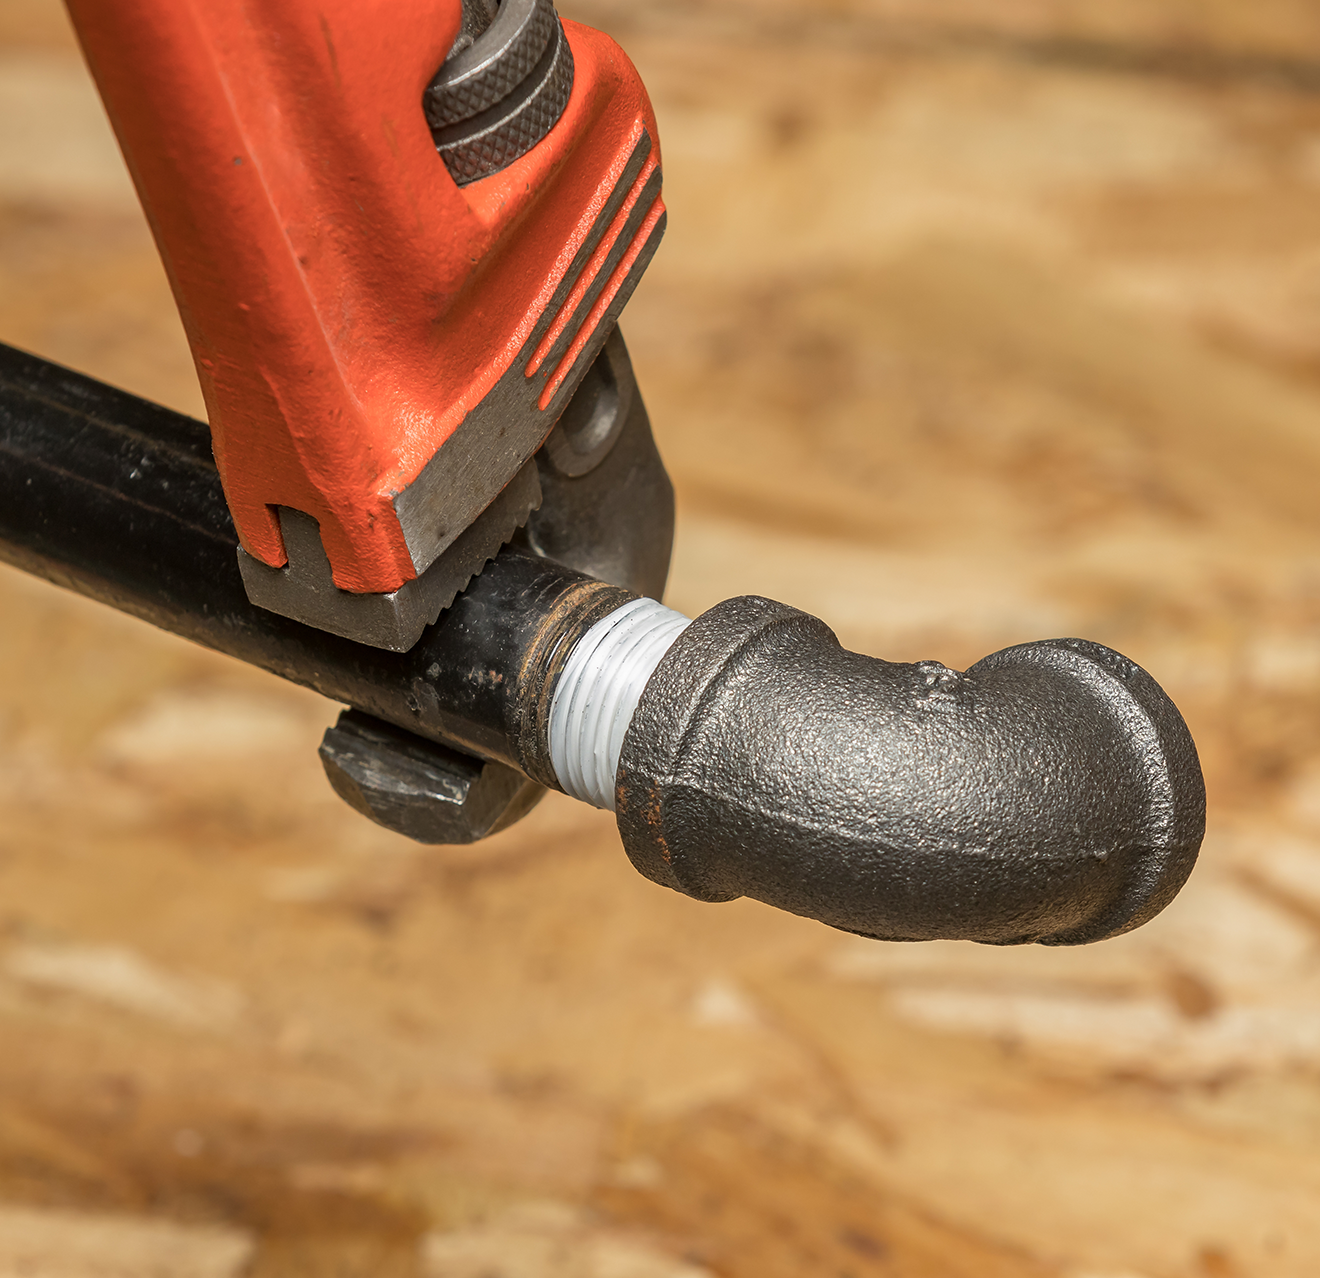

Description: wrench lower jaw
[236,324,672,655]
[237,461,543,654]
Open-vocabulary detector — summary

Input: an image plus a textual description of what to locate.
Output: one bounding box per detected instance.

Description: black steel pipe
[0,341,623,785]
[0,341,1206,944]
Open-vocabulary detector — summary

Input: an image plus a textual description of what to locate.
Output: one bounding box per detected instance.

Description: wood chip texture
[4,0,1320,1274]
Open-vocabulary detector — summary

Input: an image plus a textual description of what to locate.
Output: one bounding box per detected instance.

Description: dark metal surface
[320,709,545,843]
[429,0,554,129]
[617,597,1206,946]
[516,328,675,601]
[426,0,574,186]
[238,461,543,653]
[444,0,500,65]
[540,327,634,479]
[0,340,637,788]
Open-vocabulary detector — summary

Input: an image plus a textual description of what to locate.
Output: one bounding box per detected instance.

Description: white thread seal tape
[548,597,691,811]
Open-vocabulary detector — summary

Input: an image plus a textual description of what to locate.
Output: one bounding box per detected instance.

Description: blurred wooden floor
[5,1,1320,1275]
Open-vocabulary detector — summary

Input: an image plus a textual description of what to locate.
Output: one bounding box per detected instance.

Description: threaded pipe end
[548,598,690,810]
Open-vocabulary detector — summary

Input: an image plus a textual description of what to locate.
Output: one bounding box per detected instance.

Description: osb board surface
[3,1,1320,1275]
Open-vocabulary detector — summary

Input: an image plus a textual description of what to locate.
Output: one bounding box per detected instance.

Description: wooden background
[3,1,1320,1274]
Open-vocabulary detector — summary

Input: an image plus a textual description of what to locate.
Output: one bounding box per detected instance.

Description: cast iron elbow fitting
[599,598,1204,947]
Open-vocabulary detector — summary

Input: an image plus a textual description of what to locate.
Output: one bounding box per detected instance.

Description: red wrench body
[66,0,664,625]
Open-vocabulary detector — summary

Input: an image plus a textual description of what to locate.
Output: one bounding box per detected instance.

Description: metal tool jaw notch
[65,0,668,651]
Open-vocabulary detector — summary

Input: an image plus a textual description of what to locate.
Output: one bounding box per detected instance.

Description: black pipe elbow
[0,344,1205,945]
[615,597,1205,946]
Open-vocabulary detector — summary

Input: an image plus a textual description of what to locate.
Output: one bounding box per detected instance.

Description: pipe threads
[548,597,690,810]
